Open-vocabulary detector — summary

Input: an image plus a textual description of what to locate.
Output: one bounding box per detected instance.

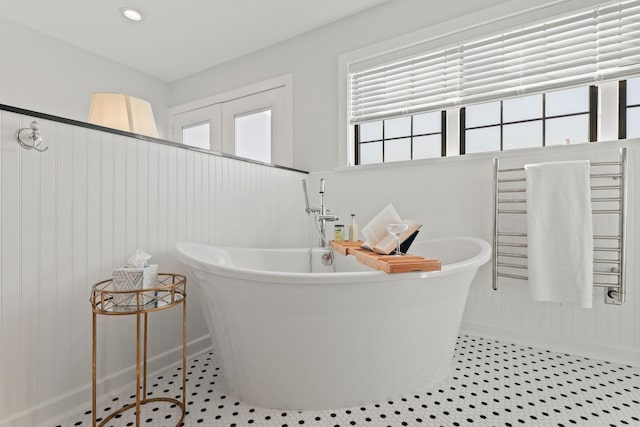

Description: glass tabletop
[90,273,186,315]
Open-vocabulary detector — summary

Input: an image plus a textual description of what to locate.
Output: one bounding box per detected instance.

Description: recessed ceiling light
[120,7,144,22]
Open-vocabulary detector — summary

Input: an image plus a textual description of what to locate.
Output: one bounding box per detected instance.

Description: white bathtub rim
[175,236,491,285]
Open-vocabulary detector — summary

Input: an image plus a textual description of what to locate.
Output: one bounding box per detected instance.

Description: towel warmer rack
[492,147,628,305]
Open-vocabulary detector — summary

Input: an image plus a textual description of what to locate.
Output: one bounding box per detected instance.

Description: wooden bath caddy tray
[329,240,441,274]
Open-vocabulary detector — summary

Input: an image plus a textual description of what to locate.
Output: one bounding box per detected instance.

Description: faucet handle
[319,212,339,221]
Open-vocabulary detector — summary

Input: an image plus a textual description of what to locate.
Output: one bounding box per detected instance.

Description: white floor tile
[57,335,640,426]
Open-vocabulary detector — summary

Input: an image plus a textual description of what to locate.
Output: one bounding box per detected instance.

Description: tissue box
[112,264,159,307]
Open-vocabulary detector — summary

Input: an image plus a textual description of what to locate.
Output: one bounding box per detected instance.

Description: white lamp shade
[88,92,159,138]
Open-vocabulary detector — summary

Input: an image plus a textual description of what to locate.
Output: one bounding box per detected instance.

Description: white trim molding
[169,74,293,167]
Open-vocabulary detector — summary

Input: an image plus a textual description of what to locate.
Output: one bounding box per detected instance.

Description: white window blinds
[349,0,640,124]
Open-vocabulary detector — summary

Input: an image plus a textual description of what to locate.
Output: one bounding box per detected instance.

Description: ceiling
[0,0,392,82]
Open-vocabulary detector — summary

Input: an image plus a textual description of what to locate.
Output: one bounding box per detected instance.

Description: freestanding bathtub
[175,237,491,410]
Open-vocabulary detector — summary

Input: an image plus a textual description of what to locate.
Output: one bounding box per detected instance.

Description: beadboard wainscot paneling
[314,141,639,367]
[0,110,308,427]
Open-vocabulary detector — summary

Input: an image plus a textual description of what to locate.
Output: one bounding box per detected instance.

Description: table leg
[92,312,97,427]
[135,311,141,426]
[143,312,148,398]
[182,297,187,408]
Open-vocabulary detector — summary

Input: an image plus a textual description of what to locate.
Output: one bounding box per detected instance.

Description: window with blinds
[348,0,640,126]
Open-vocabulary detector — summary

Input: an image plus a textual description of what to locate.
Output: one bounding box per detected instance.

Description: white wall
[0,17,170,138]
[169,0,514,171]
[169,0,609,172]
[312,141,639,366]
[0,110,308,426]
[0,0,605,171]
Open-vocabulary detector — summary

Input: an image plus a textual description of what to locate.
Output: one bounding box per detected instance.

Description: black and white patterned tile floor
[58,335,640,426]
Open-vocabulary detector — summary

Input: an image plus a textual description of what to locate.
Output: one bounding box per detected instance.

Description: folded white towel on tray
[524,160,593,308]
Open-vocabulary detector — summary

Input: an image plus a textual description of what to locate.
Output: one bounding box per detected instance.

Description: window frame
[460,86,598,154]
[168,74,293,167]
[618,79,640,139]
[172,103,222,151]
[354,111,446,165]
[619,80,627,139]
[230,107,273,164]
[220,88,286,165]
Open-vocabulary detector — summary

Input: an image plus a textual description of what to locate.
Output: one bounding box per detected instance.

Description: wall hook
[16,121,48,152]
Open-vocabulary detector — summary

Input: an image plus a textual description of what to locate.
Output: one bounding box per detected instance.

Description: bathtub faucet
[302,178,339,247]
[317,179,340,247]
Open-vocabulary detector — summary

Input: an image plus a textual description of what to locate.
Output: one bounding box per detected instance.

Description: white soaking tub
[175,237,490,410]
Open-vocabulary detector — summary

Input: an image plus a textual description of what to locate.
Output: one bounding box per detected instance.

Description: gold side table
[90,273,187,427]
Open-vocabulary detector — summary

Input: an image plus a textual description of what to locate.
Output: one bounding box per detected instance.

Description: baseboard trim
[0,335,212,427]
[460,321,640,367]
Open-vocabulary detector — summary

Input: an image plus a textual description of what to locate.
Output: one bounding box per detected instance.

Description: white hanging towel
[524,160,593,308]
